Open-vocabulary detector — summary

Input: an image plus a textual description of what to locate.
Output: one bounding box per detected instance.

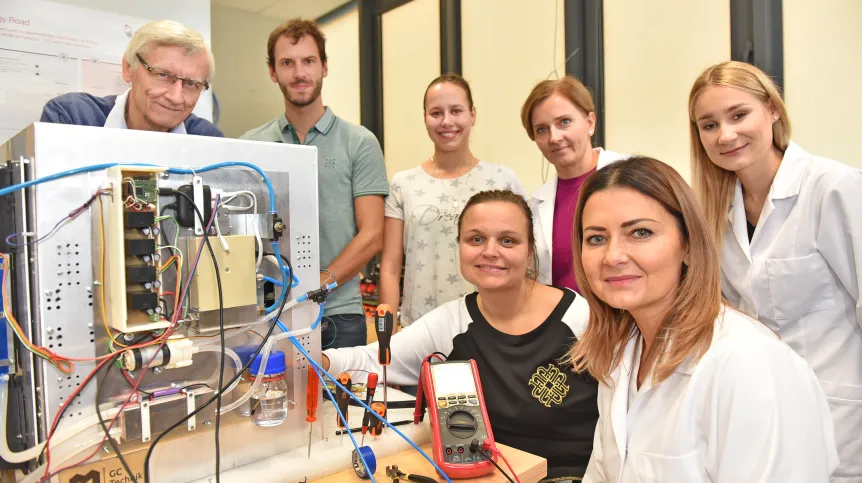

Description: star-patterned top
[384,161,525,326]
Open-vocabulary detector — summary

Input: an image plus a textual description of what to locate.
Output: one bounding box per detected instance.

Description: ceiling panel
[261,0,350,21]
[211,0,281,13]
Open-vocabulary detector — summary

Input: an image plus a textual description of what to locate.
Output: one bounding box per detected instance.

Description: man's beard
[279,78,323,108]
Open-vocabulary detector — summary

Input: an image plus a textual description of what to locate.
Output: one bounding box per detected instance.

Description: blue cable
[275,302,325,334]
[289,337,453,483]
[0,160,290,294]
[166,162,275,211]
[309,361,376,482]
[263,276,283,287]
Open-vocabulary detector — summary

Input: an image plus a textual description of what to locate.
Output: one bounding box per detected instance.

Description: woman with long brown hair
[570,157,837,482]
[689,61,862,481]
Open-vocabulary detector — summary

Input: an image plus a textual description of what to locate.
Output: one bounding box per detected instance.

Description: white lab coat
[584,307,838,483]
[532,148,626,285]
[720,142,862,482]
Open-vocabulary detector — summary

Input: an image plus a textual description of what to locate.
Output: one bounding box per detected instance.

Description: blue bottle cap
[232,344,259,367]
[250,350,287,376]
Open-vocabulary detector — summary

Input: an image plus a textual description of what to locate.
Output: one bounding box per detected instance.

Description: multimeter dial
[446,410,477,439]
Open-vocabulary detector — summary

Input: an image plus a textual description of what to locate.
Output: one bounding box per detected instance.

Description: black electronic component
[126,266,157,284]
[127,292,159,311]
[175,184,212,228]
[125,239,155,257]
[124,211,155,229]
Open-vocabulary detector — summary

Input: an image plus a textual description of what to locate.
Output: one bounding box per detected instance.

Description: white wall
[603,0,731,181]
[381,0,440,177]
[320,4,361,126]
[50,0,214,121]
[784,0,862,168]
[462,0,565,193]
[210,4,283,138]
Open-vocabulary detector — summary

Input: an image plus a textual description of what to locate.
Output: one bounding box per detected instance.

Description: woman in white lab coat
[570,156,838,483]
[520,76,625,292]
[689,61,862,481]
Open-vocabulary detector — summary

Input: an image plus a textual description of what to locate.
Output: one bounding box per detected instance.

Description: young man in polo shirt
[241,19,388,348]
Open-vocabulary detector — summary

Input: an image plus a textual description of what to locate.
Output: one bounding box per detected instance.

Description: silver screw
[123,333,134,342]
[86,287,93,294]
[160,172,170,179]
[56,244,62,249]
[103,445,111,454]
[56,270,63,276]
[87,323,94,329]
[46,327,54,334]
[204,420,212,426]
[45,290,53,297]
[153,367,164,375]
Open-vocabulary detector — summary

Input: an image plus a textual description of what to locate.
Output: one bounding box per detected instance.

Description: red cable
[494,448,521,483]
[41,195,220,477]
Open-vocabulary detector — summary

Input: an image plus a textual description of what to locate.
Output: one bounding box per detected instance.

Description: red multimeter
[417,359,496,479]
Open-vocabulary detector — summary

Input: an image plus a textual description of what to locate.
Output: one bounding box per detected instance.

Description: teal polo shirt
[241,107,389,317]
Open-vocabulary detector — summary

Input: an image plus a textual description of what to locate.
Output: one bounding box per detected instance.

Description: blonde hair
[520,76,595,141]
[124,20,215,82]
[688,61,790,248]
[567,157,722,385]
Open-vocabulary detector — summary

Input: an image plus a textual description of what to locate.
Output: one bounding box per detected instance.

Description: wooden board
[314,442,546,483]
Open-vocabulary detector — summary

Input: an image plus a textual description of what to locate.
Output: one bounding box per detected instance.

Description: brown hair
[568,157,721,385]
[424,73,474,111]
[688,61,791,249]
[521,75,595,140]
[267,18,327,68]
[457,190,539,281]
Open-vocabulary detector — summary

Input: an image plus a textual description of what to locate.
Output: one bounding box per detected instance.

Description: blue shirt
[40,92,223,137]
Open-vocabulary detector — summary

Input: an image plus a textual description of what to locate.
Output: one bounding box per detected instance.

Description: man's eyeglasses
[136,53,209,93]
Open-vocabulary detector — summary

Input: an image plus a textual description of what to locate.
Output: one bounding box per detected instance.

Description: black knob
[446,410,477,439]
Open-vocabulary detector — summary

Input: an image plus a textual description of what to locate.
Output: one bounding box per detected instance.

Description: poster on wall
[0,0,213,144]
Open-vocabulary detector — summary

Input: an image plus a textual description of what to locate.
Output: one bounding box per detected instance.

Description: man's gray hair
[124,20,215,82]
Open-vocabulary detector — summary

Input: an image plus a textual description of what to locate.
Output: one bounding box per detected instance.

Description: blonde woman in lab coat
[570,157,837,483]
[520,76,625,292]
[689,61,862,482]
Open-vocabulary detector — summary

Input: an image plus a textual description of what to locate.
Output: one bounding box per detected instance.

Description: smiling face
[424,82,475,151]
[580,187,687,322]
[530,92,596,177]
[459,200,532,291]
[269,34,328,108]
[123,44,209,132]
[692,85,779,173]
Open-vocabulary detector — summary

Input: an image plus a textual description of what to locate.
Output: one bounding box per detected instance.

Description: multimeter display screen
[431,363,476,397]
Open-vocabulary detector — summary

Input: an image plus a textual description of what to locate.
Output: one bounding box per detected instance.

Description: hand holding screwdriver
[305,366,319,458]
[360,372,379,446]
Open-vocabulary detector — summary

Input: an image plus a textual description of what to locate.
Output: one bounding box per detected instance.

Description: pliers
[385,465,438,483]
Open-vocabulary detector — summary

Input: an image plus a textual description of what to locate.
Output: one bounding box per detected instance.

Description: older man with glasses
[40,19,222,136]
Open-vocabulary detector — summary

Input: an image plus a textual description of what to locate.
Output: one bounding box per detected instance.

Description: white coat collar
[768,141,809,200]
[609,333,638,463]
[726,141,808,257]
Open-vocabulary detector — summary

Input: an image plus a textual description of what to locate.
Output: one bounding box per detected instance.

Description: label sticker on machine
[59,450,146,483]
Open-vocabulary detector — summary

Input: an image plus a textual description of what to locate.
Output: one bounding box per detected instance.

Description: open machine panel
[0,123,323,482]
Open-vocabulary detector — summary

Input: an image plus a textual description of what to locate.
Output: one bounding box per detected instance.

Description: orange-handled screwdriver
[336,372,352,447]
[369,402,387,437]
[306,365,319,458]
[360,373,379,446]
[376,304,394,435]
